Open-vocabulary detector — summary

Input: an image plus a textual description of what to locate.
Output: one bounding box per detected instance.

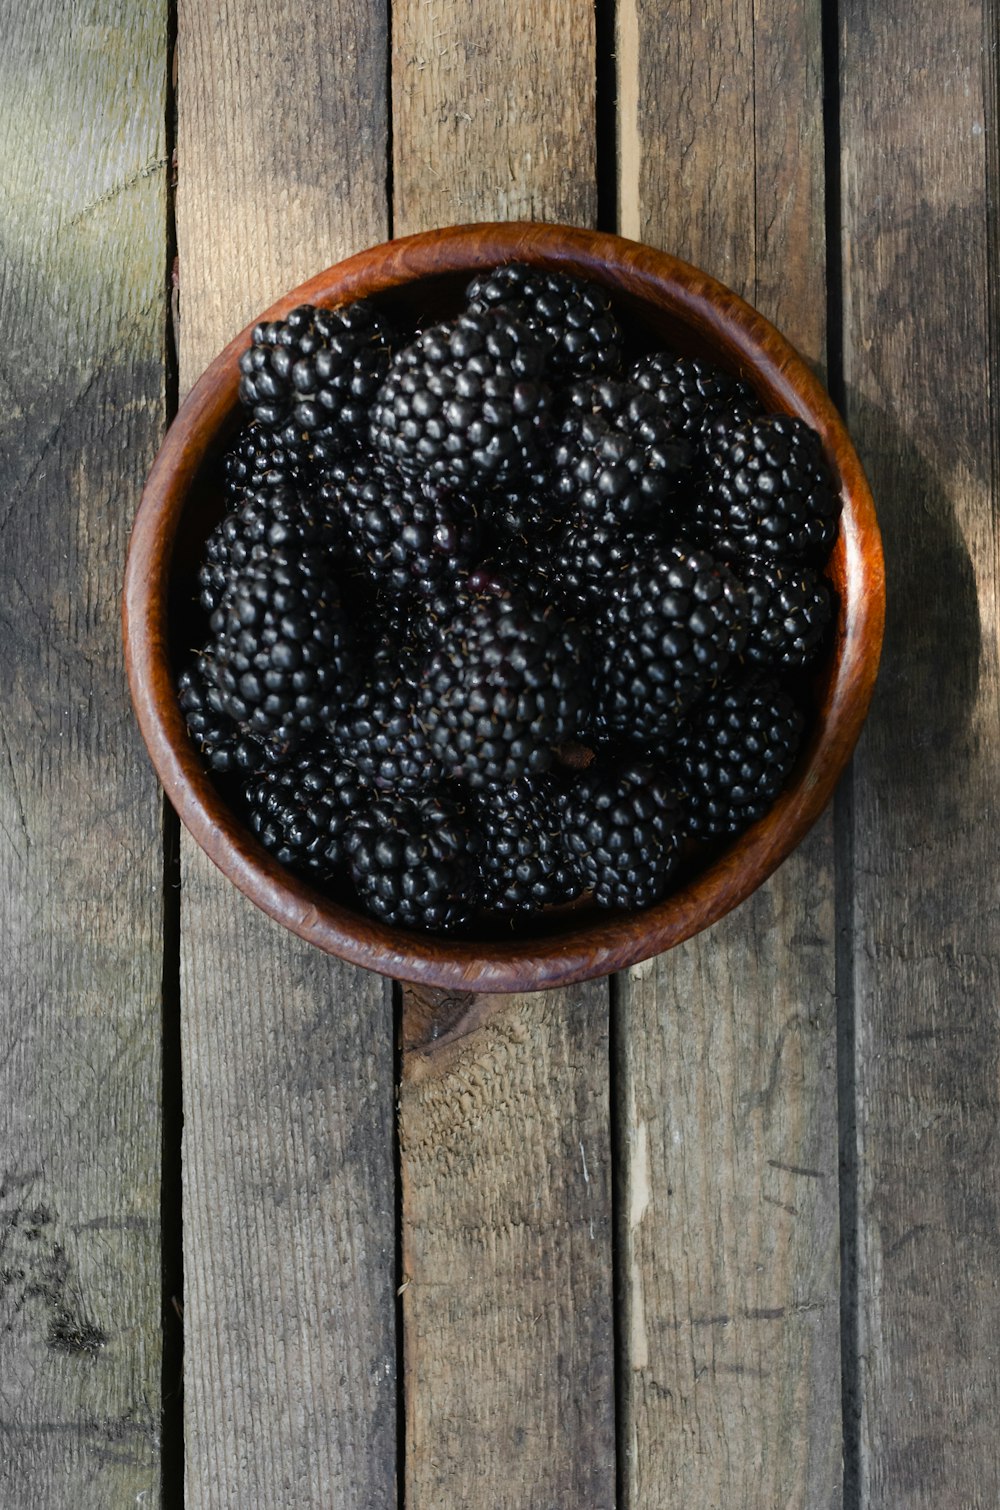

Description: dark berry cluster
[177,266,841,934]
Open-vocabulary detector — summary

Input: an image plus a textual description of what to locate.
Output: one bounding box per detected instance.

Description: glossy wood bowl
[124,222,884,991]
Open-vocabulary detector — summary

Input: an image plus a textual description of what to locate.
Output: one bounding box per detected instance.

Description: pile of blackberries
[177,263,840,933]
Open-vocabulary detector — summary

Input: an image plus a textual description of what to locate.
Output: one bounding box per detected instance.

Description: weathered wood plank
[175,1,397,1504]
[401,987,614,1508]
[0,1,168,1504]
[180,852,397,1507]
[392,0,598,233]
[391,5,614,1504]
[841,1,1000,1503]
[615,2,843,1504]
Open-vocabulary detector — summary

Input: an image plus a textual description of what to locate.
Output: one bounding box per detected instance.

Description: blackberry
[549,516,649,612]
[398,566,541,655]
[699,396,762,454]
[553,379,693,526]
[596,544,749,742]
[484,470,563,543]
[345,790,482,932]
[206,543,358,756]
[321,452,482,596]
[221,423,303,507]
[177,656,267,775]
[475,774,581,914]
[198,481,343,616]
[678,678,805,837]
[418,590,592,788]
[334,636,444,793]
[700,414,841,563]
[238,300,393,459]
[243,741,369,879]
[392,574,481,652]
[369,308,552,487]
[740,556,834,669]
[631,352,758,442]
[560,761,684,910]
[465,263,624,379]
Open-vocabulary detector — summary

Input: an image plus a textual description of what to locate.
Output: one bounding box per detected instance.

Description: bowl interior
[127,224,882,990]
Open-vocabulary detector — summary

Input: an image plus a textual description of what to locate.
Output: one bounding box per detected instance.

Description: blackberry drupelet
[740,556,834,669]
[559,761,684,910]
[553,379,693,526]
[345,790,482,932]
[334,636,444,793]
[465,262,624,380]
[238,300,393,460]
[700,414,841,562]
[678,678,805,837]
[243,741,369,879]
[595,543,749,742]
[368,308,552,487]
[475,774,581,914]
[198,481,343,615]
[630,351,758,442]
[177,656,267,775]
[321,452,482,596]
[206,542,358,756]
[418,589,592,788]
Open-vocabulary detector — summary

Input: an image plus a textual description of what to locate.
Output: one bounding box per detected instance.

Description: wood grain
[175,1,398,1504]
[391,0,597,233]
[400,987,615,1508]
[391,5,614,1503]
[0,1,168,1504]
[841,0,1000,1502]
[615,2,844,1504]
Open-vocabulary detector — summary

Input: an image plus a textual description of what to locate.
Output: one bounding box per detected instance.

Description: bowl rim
[123,220,884,991]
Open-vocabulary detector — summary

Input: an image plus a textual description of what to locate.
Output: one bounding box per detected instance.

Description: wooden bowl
[123,223,884,991]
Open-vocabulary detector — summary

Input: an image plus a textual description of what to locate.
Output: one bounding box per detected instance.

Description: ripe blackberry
[345,790,482,932]
[198,482,343,615]
[475,774,581,914]
[394,566,542,658]
[243,741,369,879]
[630,352,758,442]
[700,414,841,563]
[418,590,592,788]
[548,516,649,612]
[221,423,303,507]
[596,544,749,742]
[206,543,358,756]
[553,379,693,525]
[368,308,552,487]
[391,573,480,652]
[321,452,482,596]
[334,636,444,793]
[678,678,805,837]
[484,470,563,543]
[238,300,393,459]
[177,656,267,774]
[465,263,624,379]
[699,396,762,453]
[740,556,834,669]
[559,761,684,910]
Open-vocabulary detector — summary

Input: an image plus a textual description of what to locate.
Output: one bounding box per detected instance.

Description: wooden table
[2,1,997,1505]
